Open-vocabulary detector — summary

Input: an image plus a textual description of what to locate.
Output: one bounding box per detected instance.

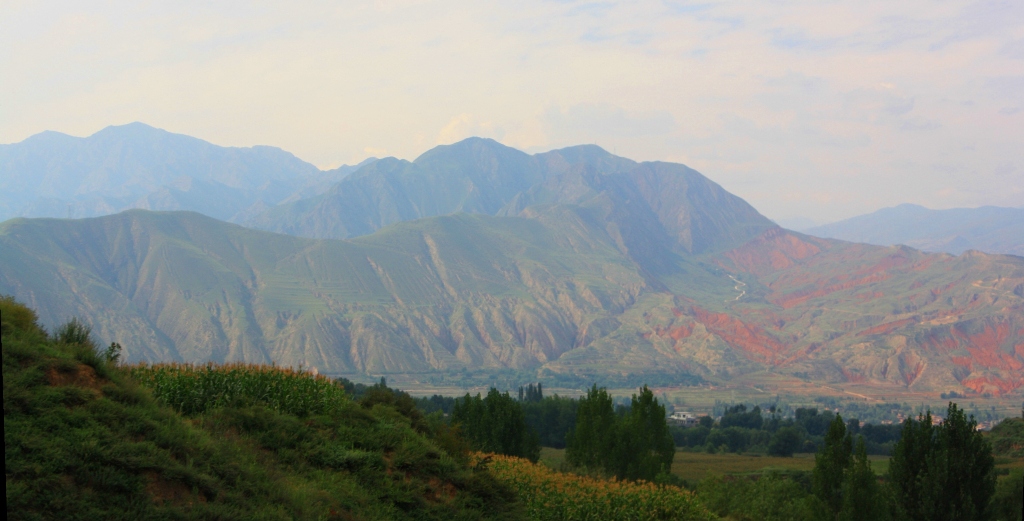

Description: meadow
[539,448,890,483]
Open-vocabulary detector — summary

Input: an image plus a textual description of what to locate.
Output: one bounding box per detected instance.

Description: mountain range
[2,124,1022,397]
[805,204,1024,256]
[0,122,375,223]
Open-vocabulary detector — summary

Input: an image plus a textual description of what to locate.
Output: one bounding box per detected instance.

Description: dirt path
[727,275,746,301]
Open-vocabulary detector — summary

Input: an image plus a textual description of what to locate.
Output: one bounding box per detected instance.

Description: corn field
[479,453,715,521]
[128,363,347,416]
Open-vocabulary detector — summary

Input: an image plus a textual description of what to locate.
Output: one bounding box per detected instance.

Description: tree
[565,384,617,471]
[839,437,890,521]
[613,385,674,481]
[518,382,543,403]
[721,404,764,430]
[768,425,803,457]
[566,384,673,481]
[888,410,938,521]
[888,403,996,521]
[451,388,540,461]
[813,413,852,518]
[521,395,578,448]
[937,403,995,520]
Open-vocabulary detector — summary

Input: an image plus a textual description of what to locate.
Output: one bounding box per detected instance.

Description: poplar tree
[451,388,540,461]
[839,437,890,521]
[888,403,995,521]
[613,385,675,481]
[565,384,617,471]
[813,414,852,518]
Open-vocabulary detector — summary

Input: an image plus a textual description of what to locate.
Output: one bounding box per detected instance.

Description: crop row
[128,362,347,416]
[479,453,715,521]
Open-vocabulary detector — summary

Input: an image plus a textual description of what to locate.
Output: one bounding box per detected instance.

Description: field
[541,446,1024,485]
[482,453,714,521]
[541,448,891,482]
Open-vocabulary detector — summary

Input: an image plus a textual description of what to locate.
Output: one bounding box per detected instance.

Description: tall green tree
[888,411,937,521]
[566,384,673,481]
[565,385,617,471]
[888,404,996,521]
[451,388,540,461]
[613,385,675,481]
[839,437,890,521]
[767,425,803,457]
[937,403,995,521]
[813,413,852,518]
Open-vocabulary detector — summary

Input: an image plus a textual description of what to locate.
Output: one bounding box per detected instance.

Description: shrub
[0,294,46,337]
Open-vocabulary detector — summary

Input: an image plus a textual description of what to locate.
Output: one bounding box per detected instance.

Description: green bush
[0,294,46,338]
[991,468,1023,521]
[696,473,827,521]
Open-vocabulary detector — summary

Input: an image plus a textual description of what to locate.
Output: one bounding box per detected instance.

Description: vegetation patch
[480,453,714,521]
[128,362,347,416]
[3,296,521,520]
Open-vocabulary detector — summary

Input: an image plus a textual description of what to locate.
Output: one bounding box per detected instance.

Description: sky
[2,0,1022,225]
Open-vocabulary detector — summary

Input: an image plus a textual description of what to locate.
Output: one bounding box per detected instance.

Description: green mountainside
[3,206,1022,396]
[0,209,682,373]
[3,132,1023,397]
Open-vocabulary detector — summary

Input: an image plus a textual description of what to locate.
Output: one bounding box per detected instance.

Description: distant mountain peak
[414,136,528,164]
[0,123,324,223]
[807,204,1024,256]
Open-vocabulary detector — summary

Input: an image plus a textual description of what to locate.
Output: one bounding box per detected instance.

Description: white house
[668,411,700,427]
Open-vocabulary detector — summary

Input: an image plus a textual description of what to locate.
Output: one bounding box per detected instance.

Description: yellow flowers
[477,453,715,521]
[128,362,346,416]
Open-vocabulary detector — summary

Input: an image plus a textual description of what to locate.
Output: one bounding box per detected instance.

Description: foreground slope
[4,208,1023,396]
[804,204,1024,256]
[2,298,520,520]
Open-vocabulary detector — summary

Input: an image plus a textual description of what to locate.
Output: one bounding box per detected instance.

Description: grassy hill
[2,296,521,520]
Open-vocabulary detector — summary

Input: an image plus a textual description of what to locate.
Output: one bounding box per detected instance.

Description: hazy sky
[2,1,1022,224]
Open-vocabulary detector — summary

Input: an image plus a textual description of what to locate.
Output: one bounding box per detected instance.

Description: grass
[540,447,891,483]
[3,299,522,520]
